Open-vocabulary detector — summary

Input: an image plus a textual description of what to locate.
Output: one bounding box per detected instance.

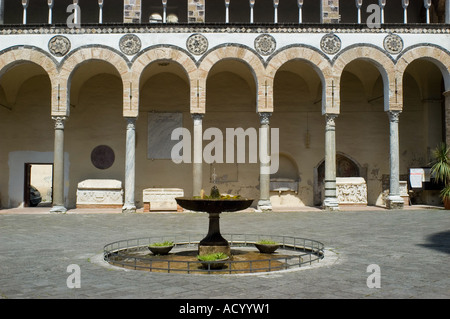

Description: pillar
[98,0,103,24]
[22,0,28,25]
[0,0,5,24]
[123,117,137,213]
[321,0,340,24]
[188,0,205,23]
[50,117,67,213]
[446,0,450,23]
[258,112,272,212]
[192,113,203,197]
[323,114,339,211]
[124,0,141,23]
[386,111,404,209]
[444,91,450,147]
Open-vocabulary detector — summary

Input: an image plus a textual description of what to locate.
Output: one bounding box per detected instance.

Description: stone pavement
[0,206,449,300]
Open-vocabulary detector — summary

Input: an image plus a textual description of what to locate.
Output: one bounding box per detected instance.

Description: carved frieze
[336,177,368,205]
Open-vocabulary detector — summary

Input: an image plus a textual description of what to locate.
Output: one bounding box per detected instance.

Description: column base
[122,204,136,213]
[50,205,67,214]
[257,199,272,212]
[323,198,339,211]
[386,196,404,209]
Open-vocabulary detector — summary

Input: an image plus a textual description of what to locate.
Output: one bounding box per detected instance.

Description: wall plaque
[148,112,183,160]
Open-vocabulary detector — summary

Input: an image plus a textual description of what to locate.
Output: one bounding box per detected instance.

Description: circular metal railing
[103,234,325,274]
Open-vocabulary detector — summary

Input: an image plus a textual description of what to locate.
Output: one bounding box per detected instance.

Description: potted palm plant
[430,143,450,209]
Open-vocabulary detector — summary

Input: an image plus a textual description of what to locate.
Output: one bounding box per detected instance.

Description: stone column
[192,113,203,197]
[50,117,67,213]
[386,111,404,209]
[444,91,450,147]
[258,112,272,212]
[446,0,450,23]
[123,117,137,213]
[323,114,339,211]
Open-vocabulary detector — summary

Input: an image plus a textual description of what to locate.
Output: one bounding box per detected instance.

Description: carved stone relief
[48,35,71,57]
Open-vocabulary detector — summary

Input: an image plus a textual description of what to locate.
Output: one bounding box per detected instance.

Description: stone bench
[143,188,184,212]
[336,177,367,206]
[76,179,123,209]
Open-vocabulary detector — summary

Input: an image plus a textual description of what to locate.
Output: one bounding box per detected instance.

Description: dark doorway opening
[24,163,53,207]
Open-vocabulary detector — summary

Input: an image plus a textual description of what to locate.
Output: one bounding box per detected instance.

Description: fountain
[176,176,253,256]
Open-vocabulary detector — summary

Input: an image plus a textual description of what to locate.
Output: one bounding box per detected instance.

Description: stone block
[76,179,123,208]
[336,177,367,205]
[143,188,184,212]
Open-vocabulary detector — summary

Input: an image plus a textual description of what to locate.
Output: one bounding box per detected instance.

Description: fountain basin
[175,198,254,214]
[175,197,254,256]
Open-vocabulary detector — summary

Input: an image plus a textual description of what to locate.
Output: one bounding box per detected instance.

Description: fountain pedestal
[198,212,231,256]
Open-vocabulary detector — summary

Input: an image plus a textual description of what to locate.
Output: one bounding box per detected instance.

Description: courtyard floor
[0,205,449,301]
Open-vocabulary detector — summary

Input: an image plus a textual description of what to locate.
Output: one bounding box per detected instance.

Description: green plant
[197,252,228,261]
[430,143,450,204]
[256,239,278,245]
[149,241,174,247]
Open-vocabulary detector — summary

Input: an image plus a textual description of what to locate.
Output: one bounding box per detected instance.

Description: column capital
[325,113,338,128]
[191,113,204,122]
[443,90,450,97]
[259,112,272,125]
[52,116,67,129]
[388,110,401,123]
[125,117,137,128]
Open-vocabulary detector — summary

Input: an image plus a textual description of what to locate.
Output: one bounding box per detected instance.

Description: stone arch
[130,46,197,114]
[266,46,332,114]
[396,45,450,94]
[197,45,266,113]
[0,47,59,115]
[59,46,130,116]
[333,46,397,111]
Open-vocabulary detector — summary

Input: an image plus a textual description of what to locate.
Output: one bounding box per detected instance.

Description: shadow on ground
[419,230,450,254]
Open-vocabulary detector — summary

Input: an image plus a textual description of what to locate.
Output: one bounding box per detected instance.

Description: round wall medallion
[254,34,276,56]
[48,35,71,57]
[91,145,115,170]
[383,34,403,55]
[119,34,142,55]
[320,33,341,55]
[186,33,208,55]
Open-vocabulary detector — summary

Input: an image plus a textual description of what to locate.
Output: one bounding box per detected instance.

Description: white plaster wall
[0,31,448,64]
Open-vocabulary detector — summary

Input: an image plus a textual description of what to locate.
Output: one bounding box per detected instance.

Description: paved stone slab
[0,208,449,299]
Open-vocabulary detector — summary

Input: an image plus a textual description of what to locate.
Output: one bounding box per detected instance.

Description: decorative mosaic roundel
[383,34,403,55]
[320,33,341,55]
[186,33,208,55]
[48,35,71,57]
[254,34,276,56]
[119,34,142,56]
